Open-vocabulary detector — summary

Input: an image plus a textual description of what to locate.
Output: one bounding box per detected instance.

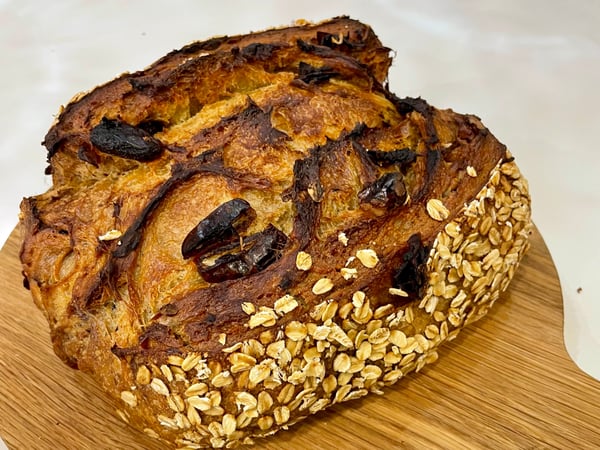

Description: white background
[0,2,599,445]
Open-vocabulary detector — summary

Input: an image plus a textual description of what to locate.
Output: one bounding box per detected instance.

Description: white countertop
[1,2,598,436]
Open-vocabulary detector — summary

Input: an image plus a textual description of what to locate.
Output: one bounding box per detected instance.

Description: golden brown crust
[20,17,532,448]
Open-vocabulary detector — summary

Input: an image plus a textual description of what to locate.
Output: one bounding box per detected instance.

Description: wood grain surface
[1,225,599,449]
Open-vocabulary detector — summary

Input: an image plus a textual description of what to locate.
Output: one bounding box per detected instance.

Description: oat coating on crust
[19,17,531,449]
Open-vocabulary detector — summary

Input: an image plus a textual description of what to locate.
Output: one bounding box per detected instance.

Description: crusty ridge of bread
[42,16,391,180]
[19,17,532,449]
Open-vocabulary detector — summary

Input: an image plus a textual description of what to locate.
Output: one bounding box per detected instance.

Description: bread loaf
[19,17,532,448]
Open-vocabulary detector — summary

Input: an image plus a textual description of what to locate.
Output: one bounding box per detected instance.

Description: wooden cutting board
[1,225,599,449]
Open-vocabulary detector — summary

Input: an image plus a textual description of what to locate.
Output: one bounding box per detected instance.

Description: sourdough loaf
[20,17,532,448]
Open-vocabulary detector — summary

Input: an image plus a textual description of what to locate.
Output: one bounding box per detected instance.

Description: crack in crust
[19,17,532,449]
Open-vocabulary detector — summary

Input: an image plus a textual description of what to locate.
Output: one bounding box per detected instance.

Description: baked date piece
[20,17,532,448]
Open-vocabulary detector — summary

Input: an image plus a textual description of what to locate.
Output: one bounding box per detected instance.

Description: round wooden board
[1,226,599,449]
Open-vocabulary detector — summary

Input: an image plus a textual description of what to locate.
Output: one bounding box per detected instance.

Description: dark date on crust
[90,117,163,161]
[181,198,257,259]
[365,148,417,170]
[359,172,407,209]
[195,224,288,283]
[392,233,431,299]
[183,198,288,282]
